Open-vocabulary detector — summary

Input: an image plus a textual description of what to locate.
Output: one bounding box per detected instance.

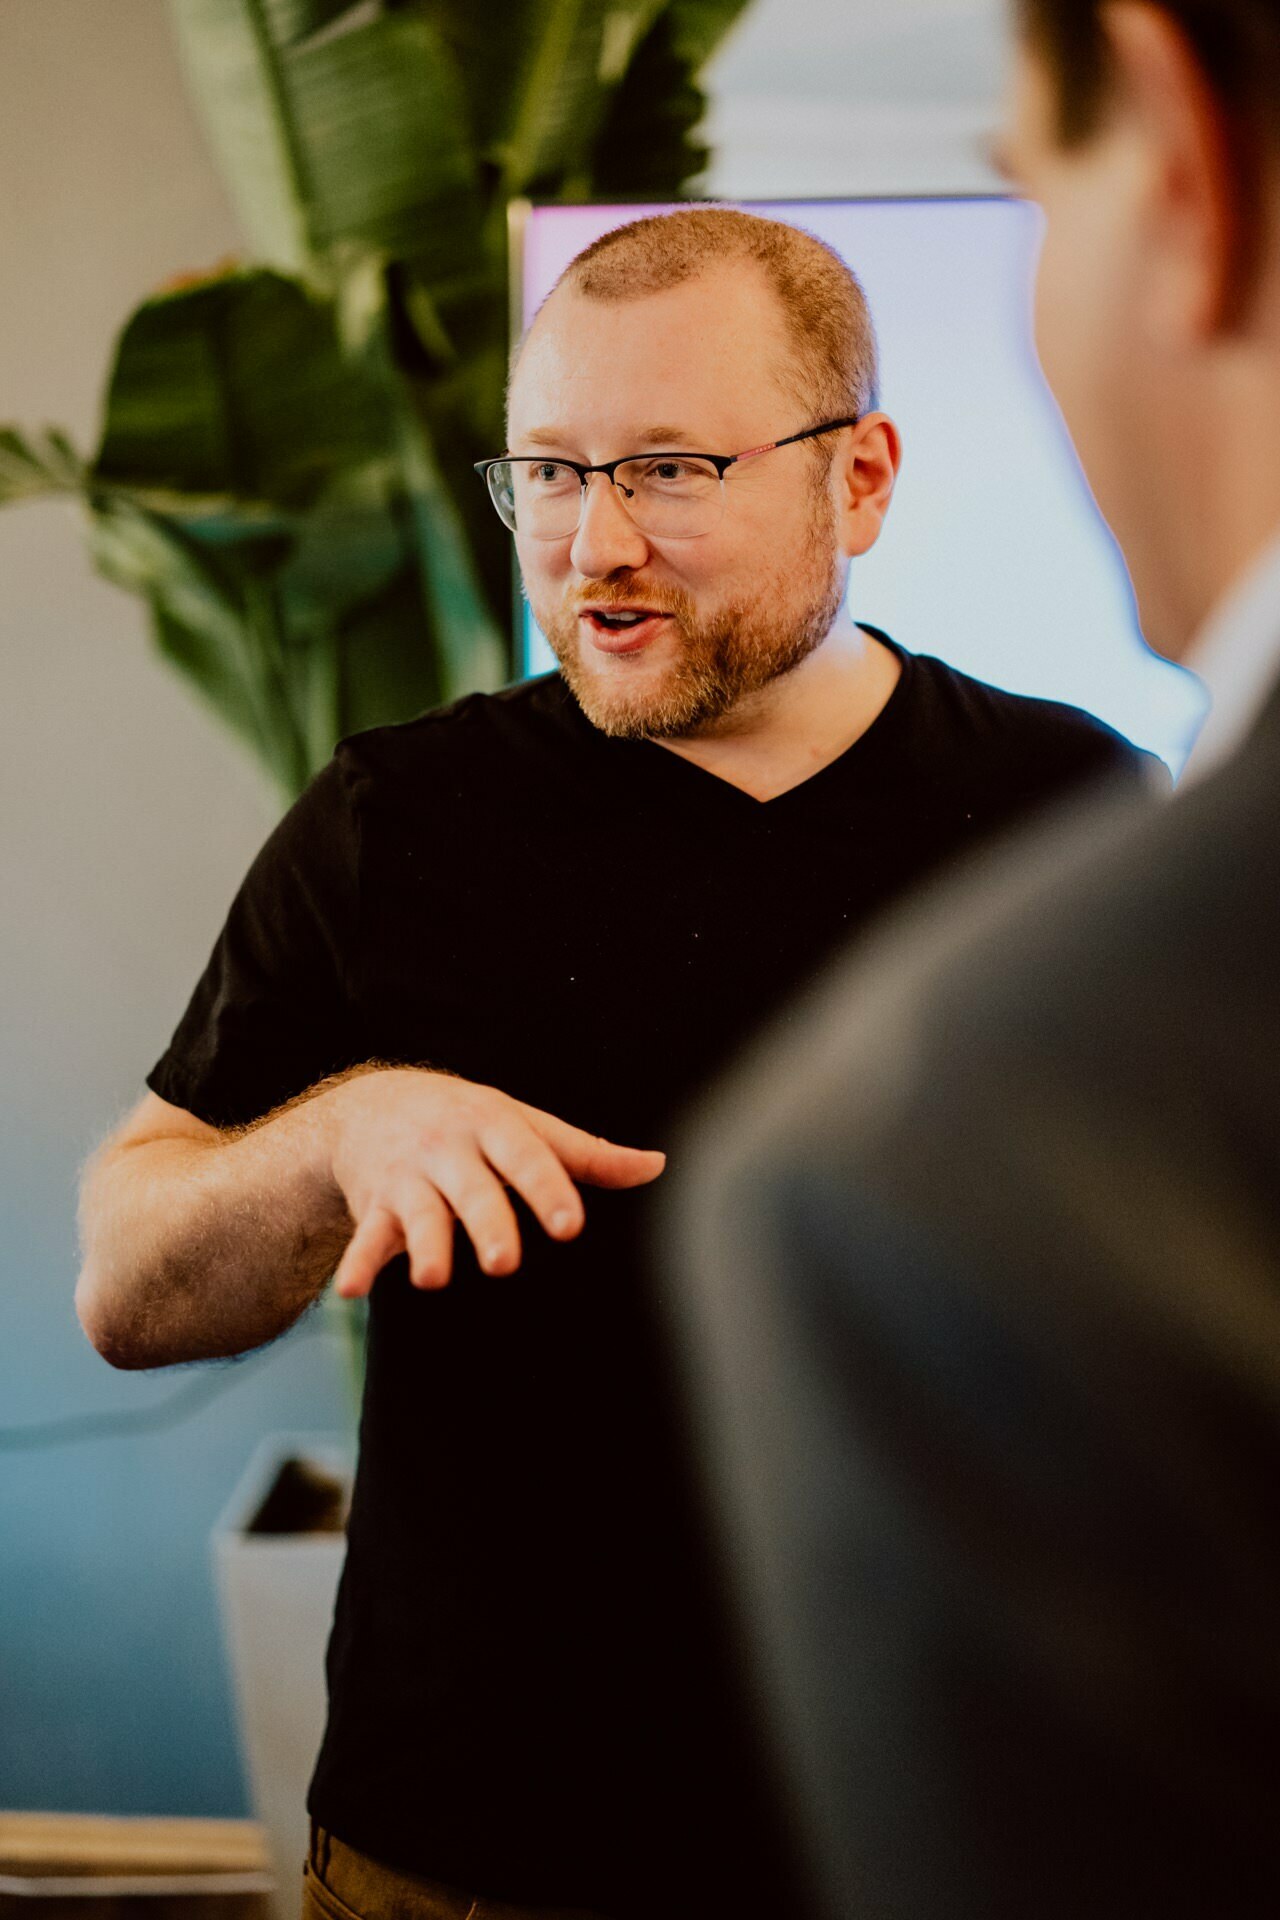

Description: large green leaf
[169,0,484,280]
[93,269,394,507]
[289,11,481,266]
[81,271,461,796]
[85,496,250,657]
[274,464,408,622]
[85,494,314,787]
[83,241,507,773]
[591,0,754,192]
[148,600,294,782]
[262,0,352,44]
[422,0,663,197]
[167,0,315,273]
[89,479,439,798]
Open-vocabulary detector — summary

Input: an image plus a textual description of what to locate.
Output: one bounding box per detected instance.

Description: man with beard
[75,208,1154,1920]
[670,11,1280,1920]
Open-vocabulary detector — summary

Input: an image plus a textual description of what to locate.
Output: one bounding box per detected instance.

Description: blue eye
[627,457,719,492]
[522,462,579,494]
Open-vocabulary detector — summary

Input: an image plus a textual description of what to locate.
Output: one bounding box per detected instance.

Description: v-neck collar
[565,624,916,815]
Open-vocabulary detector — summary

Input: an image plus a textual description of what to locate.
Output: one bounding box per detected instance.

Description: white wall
[705,0,1007,196]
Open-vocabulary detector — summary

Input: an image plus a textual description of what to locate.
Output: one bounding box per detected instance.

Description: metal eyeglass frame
[473,415,862,539]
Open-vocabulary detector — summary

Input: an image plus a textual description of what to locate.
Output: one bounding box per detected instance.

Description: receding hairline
[509,207,881,423]
[514,254,806,393]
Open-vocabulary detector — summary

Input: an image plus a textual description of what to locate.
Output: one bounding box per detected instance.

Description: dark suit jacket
[666,681,1280,1920]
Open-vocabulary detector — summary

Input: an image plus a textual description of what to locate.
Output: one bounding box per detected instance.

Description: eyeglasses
[473,416,860,542]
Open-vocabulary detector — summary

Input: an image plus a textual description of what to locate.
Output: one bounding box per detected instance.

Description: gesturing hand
[327,1068,666,1297]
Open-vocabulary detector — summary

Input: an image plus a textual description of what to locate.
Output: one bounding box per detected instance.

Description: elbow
[75,1263,148,1370]
[76,1158,151,1369]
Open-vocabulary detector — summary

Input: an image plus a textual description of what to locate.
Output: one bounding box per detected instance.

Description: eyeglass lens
[488,457,726,541]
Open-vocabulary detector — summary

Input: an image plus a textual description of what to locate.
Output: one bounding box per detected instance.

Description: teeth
[603,610,646,624]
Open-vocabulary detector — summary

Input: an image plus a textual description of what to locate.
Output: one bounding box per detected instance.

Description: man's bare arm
[76,1068,666,1371]
[76,1080,361,1369]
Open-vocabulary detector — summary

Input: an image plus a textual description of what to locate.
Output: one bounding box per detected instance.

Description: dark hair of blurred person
[1023,0,1280,144]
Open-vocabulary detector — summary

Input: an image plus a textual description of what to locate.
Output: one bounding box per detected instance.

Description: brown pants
[301,1822,613,1920]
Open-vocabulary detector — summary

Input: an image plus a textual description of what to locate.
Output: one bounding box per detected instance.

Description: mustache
[568,580,693,617]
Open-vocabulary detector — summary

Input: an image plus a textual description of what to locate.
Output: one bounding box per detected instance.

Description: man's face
[505,263,848,738]
[1000,26,1192,654]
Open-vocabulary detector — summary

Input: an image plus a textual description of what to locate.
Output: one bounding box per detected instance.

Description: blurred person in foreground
[670,5,1280,1917]
[75,208,1154,1920]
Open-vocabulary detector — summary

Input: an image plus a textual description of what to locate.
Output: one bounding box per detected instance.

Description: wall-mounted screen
[513,196,1206,774]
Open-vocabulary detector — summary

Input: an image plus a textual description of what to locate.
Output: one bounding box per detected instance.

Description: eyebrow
[515,424,700,452]
[631,425,696,448]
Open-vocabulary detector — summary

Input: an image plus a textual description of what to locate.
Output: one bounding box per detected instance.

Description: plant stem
[243,573,314,795]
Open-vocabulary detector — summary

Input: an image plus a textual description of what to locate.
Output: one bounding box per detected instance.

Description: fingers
[575,1142,667,1190]
[400,1182,455,1290]
[331,1084,668,1303]
[517,1103,667,1190]
[334,1206,405,1299]
[421,1149,524,1278]
[332,1182,466,1295]
[477,1116,586,1242]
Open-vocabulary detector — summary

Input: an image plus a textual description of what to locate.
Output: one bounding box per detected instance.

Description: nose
[569,471,651,579]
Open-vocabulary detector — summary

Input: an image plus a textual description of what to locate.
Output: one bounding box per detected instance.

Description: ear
[1102,2,1254,340]
[833,413,903,559]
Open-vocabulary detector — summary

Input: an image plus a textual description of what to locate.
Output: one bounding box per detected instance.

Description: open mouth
[580,606,671,651]
[584,607,664,630]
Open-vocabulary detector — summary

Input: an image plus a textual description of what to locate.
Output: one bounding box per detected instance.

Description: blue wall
[0,1135,349,1814]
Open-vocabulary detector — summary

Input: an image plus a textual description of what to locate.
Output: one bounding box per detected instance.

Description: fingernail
[551,1210,578,1235]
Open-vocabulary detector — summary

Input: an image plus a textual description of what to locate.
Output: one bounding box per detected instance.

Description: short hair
[1018,0,1280,147]
[548,206,880,422]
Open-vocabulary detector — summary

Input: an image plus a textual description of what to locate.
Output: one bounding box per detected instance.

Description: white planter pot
[213,1433,353,1920]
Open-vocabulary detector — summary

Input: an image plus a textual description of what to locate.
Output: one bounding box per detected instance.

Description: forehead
[507,260,800,451]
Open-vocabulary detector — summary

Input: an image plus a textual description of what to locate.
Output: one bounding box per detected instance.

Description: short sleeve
[147,751,364,1128]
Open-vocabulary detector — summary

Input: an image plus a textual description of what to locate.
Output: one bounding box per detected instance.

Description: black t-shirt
[148,634,1160,1917]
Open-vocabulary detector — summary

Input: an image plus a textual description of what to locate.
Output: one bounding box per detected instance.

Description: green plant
[2,0,752,1407]
[0,0,753,803]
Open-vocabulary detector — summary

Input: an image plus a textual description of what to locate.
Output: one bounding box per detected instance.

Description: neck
[652,615,902,801]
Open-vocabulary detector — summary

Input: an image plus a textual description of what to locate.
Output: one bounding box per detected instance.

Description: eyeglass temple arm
[730,415,862,467]
[474,416,861,480]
